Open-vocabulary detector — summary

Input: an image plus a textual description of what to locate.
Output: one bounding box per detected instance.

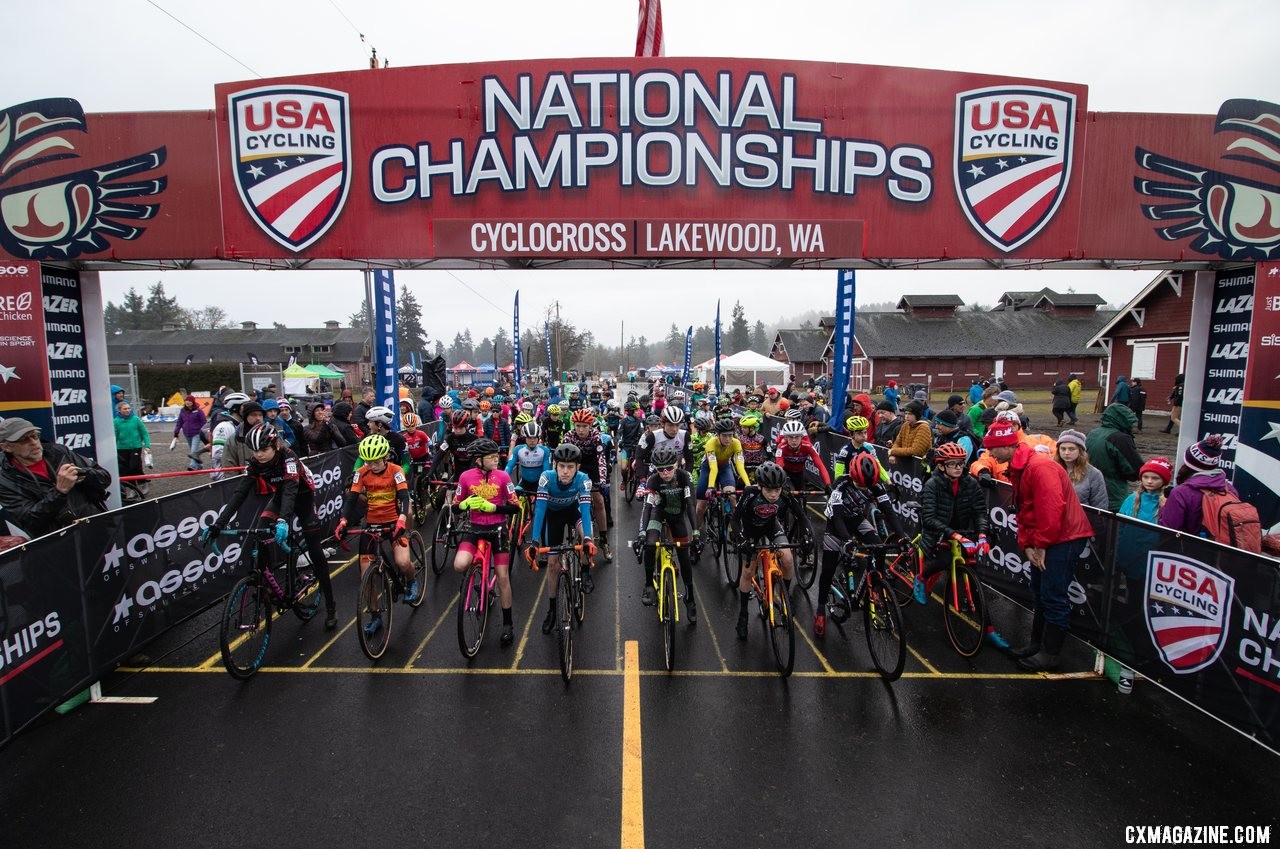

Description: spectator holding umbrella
[983,423,1094,671]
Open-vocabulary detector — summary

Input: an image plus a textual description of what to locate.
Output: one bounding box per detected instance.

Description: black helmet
[651,446,680,468]
[245,423,277,451]
[552,443,581,464]
[754,461,786,488]
[643,414,661,427]
[470,438,500,459]
[713,418,736,433]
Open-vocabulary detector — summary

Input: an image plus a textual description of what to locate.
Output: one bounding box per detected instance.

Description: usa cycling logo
[229,85,351,252]
[1144,552,1235,674]
[953,86,1076,252]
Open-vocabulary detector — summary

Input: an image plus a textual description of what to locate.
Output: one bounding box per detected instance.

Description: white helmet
[673,390,686,400]
[222,392,250,411]
[606,398,619,409]
[366,405,395,426]
[438,395,454,409]
[781,420,806,437]
[784,408,804,420]
[661,406,685,425]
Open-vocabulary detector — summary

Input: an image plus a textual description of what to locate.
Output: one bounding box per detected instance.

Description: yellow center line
[622,640,644,849]
[692,579,729,673]
[302,617,356,668]
[511,564,551,670]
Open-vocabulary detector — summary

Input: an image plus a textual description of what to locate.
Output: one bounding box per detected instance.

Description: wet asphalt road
[3,489,1276,849]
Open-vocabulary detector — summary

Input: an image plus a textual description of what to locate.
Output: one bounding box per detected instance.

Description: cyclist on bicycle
[616,402,644,483]
[206,423,338,630]
[813,452,905,637]
[335,435,417,636]
[430,409,479,487]
[505,421,551,498]
[634,405,694,500]
[636,445,700,622]
[696,418,750,528]
[361,405,406,467]
[736,413,768,478]
[730,461,794,641]
[918,441,990,604]
[832,416,890,483]
[541,403,567,449]
[452,438,521,646]
[564,408,612,562]
[526,442,597,634]
[689,411,715,485]
[774,417,832,544]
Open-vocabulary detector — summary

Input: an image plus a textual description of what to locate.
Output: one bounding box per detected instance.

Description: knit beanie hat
[936,410,961,427]
[905,400,926,418]
[1140,456,1173,485]
[996,389,1018,404]
[876,400,896,413]
[1057,429,1087,449]
[983,423,1019,448]
[1183,435,1223,473]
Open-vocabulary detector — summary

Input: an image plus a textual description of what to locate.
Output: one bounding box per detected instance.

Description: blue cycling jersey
[532,470,593,542]
[506,443,551,485]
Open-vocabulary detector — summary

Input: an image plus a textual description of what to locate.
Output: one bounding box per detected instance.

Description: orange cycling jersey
[350,462,408,524]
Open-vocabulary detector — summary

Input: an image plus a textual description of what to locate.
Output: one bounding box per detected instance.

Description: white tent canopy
[696,350,789,391]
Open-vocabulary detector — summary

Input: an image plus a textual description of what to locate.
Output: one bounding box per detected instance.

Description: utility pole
[620,319,624,375]
[554,300,562,383]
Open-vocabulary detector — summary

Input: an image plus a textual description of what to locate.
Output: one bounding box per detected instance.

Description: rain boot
[1017,623,1066,671]
[1009,611,1045,659]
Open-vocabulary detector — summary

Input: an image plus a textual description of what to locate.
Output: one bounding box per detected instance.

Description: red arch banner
[0,59,1273,268]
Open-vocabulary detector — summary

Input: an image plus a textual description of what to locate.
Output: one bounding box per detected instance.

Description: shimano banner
[682,326,692,387]
[0,445,356,749]
[714,300,722,394]
[513,291,522,388]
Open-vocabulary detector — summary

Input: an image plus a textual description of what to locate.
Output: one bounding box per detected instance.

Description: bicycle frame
[654,540,683,623]
[213,527,306,608]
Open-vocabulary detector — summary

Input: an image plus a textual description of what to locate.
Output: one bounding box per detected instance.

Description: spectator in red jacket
[983,423,1094,671]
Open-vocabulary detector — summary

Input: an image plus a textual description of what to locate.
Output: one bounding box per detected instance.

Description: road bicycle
[507,488,536,561]
[528,527,587,683]
[339,525,427,661]
[456,528,505,659]
[825,541,908,680]
[431,500,465,575]
[211,526,323,680]
[646,536,698,672]
[704,486,739,586]
[408,465,441,524]
[880,524,989,658]
[737,541,806,677]
[621,454,638,504]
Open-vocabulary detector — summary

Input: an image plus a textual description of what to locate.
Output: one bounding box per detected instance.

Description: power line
[326,0,388,67]
[145,1,261,78]
[445,271,509,317]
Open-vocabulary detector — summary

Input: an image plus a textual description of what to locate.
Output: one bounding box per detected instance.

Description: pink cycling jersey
[453,467,518,528]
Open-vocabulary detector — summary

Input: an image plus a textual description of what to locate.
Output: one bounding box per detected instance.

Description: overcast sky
[5,1,1277,342]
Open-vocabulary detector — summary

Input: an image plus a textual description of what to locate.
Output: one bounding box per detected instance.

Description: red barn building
[1087,272,1192,418]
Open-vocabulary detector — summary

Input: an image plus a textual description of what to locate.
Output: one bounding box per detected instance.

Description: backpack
[1200,489,1262,553]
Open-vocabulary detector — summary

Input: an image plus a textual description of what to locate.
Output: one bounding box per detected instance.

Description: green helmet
[358,434,391,462]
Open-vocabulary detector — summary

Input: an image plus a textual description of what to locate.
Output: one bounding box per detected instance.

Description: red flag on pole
[635,0,665,57]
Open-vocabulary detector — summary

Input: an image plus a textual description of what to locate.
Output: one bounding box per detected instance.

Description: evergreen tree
[348,298,370,329]
[396,289,428,360]
[104,286,148,333]
[143,282,188,328]
[664,323,684,361]
[730,300,751,352]
[493,326,511,365]
[751,320,769,353]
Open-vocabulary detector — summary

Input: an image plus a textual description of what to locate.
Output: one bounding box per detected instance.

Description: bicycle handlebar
[525,543,585,570]
[335,525,402,551]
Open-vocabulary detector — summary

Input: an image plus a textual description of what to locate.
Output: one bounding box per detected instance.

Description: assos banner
[0,445,355,749]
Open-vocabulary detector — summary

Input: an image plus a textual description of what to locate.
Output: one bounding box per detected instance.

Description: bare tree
[186,305,233,329]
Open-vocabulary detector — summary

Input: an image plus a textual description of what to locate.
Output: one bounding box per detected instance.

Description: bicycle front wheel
[357,566,395,661]
[431,510,451,575]
[624,469,637,504]
[570,553,586,624]
[942,563,988,658]
[794,514,818,590]
[220,576,272,679]
[412,476,429,524]
[766,574,795,677]
[556,571,574,683]
[456,564,488,658]
[863,572,906,681]
[291,545,323,622]
[661,570,677,672]
[707,501,725,565]
[407,531,428,608]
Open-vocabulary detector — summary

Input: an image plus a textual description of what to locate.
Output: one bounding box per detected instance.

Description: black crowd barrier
[0,445,357,749]
[767,417,1280,749]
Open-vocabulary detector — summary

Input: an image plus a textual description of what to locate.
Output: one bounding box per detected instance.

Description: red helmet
[935,442,968,463]
[571,409,595,425]
[848,453,882,488]
[450,410,470,428]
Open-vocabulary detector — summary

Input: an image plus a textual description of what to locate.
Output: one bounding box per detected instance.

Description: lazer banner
[5,64,1275,267]
[827,269,856,429]
[371,269,399,425]
[40,267,97,459]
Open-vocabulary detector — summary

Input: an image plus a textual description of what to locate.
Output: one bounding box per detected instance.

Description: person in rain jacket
[1085,403,1143,511]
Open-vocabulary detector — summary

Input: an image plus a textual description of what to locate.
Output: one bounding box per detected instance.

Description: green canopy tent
[282,362,320,395]
[303,364,345,378]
